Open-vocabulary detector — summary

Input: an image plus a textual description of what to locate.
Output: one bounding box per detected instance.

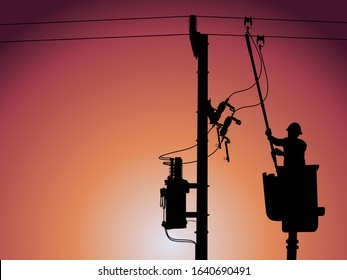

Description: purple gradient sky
[0,0,346,259]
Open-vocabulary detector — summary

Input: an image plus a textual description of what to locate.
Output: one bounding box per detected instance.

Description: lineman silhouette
[263,123,325,260]
[266,122,307,169]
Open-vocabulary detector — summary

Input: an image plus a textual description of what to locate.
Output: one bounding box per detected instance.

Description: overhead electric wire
[265,34,347,41]
[209,33,347,41]
[232,32,269,113]
[235,46,269,112]
[0,33,188,44]
[1,14,347,44]
[1,14,346,27]
[226,38,263,99]
[159,125,215,164]
[227,80,258,99]
[198,15,347,25]
[1,33,346,45]
[0,15,189,26]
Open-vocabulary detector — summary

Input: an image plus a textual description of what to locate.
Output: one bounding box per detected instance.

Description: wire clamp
[257,35,265,49]
[244,17,253,32]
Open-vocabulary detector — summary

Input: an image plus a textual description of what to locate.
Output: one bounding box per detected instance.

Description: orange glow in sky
[0,0,346,260]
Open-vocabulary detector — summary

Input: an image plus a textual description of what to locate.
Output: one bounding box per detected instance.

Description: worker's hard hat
[287,122,302,135]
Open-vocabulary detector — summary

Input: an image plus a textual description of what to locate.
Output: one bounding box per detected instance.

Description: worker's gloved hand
[265,129,272,137]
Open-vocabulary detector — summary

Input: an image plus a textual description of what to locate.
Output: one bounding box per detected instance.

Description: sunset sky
[0,0,346,260]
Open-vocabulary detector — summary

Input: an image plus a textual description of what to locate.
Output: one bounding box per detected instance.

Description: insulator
[208,98,230,125]
[174,157,183,180]
[169,158,174,179]
[220,116,232,137]
[189,15,197,33]
[215,100,227,121]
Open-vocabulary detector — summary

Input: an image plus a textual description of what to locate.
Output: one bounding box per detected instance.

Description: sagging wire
[159,143,198,165]
[158,125,216,165]
[182,145,220,165]
[161,200,196,245]
[165,228,196,245]
[181,113,240,165]
[234,32,269,113]
[226,40,263,100]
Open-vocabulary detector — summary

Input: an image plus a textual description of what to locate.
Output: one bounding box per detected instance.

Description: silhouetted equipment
[219,115,241,137]
[245,25,278,172]
[208,98,241,163]
[160,157,191,229]
[160,15,325,260]
[207,98,230,125]
[244,17,252,30]
[207,98,241,127]
[263,165,325,232]
[264,124,324,259]
[224,138,231,162]
[160,15,209,260]
[263,165,325,259]
[219,116,232,138]
[244,19,325,259]
[189,14,209,260]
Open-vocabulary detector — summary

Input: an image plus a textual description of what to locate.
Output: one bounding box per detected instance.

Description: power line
[0,33,188,44]
[1,33,346,44]
[235,41,270,113]
[209,33,347,41]
[0,15,189,26]
[265,34,347,41]
[1,14,347,27]
[198,15,347,25]
[1,14,346,44]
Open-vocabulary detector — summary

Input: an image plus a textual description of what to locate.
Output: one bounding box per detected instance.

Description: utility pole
[189,15,209,260]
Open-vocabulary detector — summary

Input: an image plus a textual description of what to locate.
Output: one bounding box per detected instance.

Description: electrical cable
[209,33,347,41]
[165,228,196,245]
[159,125,215,164]
[258,45,269,101]
[0,15,189,26]
[0,33,188,44]
[226,37,263,100]
[183,145,220,165]
[1,14,346,27]
[1,33,346,44]
[159,143,197,164]
[227,80,258,99]
[198,15,347,25]
[1,14,346,44]
[161,208,195,245]
[234,32,269,113]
